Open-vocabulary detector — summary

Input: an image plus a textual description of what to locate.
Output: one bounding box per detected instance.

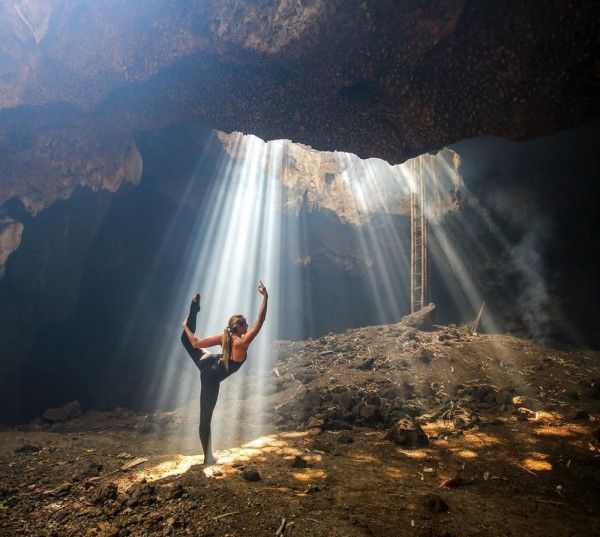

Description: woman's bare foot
[203,454,217,466]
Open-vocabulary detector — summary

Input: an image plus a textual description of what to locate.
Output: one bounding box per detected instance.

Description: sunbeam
[119,129,578,462]
[143,134,287,454]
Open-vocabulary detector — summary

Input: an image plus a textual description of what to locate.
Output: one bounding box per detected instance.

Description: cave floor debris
[1,323,599,536]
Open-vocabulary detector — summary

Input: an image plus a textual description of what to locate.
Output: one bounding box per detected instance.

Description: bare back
[230,335,249,362]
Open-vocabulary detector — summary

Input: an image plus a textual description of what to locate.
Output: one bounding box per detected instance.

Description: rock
[92,482,118,504]
[416,349,433,364]
[397,303,436,329]
[14,443,41,454]
[127,482,157,507]
[441,474,473,488]
[165,484,186,500]
[325,419,353,430]
[336,431,354,444]
[515,407,536,421]
[42,401,82,422]
[307,417,325,429]
[358,357,375,370]
[164,516,186,532]
[290,456,309,468]
[0,217,24,279]
[303,390,324,413]
[422,494,449,512]
[242,467,261,482]
[357,402,381,424]
[78,463,104,480]
[511,395,526,406]
[386,418,429,448]
[572,409,589,421]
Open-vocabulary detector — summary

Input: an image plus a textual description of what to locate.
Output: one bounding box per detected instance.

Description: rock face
[218,133,462,225]
[0,115,143,215]
[0,128,458,275]
[0,0,597,164]
[0,0,596,277]
[0,216,23,278]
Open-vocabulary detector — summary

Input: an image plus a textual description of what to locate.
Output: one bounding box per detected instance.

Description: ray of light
[338,153,411,321]
[144,133,289,453]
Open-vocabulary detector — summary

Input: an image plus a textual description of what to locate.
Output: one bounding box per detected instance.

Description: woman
[181,281,268,465]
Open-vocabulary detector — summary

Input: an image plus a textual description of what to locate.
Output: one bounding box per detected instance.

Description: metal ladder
[410,155,429,313]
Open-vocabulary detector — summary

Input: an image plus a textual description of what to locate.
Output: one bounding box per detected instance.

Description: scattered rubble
[0,315,599,536]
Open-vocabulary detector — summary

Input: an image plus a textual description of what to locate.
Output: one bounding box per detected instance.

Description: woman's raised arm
[243,281,268,345]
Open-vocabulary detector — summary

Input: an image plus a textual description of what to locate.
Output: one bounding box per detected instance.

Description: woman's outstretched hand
[258,281,268,297]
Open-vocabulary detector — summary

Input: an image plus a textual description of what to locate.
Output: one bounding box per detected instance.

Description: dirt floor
[1,311,599,536]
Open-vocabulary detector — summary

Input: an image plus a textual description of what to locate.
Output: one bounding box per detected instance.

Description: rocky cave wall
[0,120,598,426]
[0,0,598,184]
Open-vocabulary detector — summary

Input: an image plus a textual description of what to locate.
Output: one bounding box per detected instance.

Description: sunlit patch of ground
[521,454,553,472]
[534,423,589,438]
[119,454,204,489]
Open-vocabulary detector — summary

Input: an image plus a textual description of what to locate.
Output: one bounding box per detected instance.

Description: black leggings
[181,301,239,457]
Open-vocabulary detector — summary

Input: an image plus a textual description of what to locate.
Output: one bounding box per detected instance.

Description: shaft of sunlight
[149,134,286,453]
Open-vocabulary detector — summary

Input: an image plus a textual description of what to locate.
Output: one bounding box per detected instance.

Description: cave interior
[0,2,599,535]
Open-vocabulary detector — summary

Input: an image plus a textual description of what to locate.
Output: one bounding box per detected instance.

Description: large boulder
[386,417,429,448]
[41,400,82,422]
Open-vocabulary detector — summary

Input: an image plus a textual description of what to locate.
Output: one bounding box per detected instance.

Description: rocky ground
[1,307,599,536]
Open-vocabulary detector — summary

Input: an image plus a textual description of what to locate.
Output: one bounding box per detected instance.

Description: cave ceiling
[0,0,598,216]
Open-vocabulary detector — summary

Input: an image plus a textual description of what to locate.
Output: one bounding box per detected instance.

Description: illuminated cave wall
[0,120,598,424]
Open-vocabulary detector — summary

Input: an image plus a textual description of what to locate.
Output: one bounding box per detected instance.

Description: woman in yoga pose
[181,281,268,465]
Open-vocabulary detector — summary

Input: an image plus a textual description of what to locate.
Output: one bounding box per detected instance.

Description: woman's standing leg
[199,372,220,465]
